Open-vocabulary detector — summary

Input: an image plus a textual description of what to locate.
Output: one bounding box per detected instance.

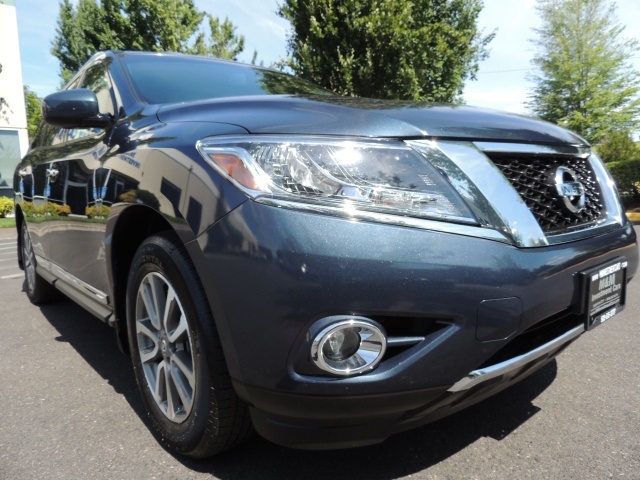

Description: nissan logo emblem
[550,166,586,214]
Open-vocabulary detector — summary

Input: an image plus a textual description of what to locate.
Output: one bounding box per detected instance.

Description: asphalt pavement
[0,226,638,480]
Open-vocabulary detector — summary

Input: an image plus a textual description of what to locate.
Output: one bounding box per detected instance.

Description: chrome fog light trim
[311,317,387,376]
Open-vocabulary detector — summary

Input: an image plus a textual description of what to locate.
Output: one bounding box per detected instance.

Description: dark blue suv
[14,51,638,457]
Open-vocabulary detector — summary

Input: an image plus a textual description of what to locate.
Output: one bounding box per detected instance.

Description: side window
[82,65,115,116]
[67,65,115,141]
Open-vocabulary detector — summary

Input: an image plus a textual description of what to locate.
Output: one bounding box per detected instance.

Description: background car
[14,51,638,457]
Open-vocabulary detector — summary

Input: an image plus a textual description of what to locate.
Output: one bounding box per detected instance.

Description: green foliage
[278,0,494,103]
[124,0,204,52]
[0,218,16,229]
[191,14,245,59]
[21,201,71,218]
[594,131,640,163]
[0,197,14,218]
[528,0,640,143]
[21,201,41,217]
[118,189,161,210]
[607,158,640,206]
[23,86,42,144]
[52,0,245,82]
[85,204,111,218]
[50,203,71,216]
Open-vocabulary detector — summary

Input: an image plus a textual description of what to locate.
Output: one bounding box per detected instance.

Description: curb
[627,212,640,224]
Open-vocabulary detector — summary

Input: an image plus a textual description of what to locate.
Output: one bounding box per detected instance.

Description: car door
[19,101,73,263]
[46,61,117,297]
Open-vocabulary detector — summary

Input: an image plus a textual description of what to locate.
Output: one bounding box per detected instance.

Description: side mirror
[42,88,112,129]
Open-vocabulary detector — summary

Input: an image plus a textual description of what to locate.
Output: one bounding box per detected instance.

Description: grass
[0,217,16,228]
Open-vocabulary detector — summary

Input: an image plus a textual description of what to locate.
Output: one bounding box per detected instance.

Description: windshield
[119,54,330,104]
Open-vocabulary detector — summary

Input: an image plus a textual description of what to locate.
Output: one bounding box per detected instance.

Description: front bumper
[191,201,638,448]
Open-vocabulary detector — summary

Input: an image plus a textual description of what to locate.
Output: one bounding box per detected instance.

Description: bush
[53,204,71,216]
[21,201,71,217]
[594,131,640,163]
[85,205,110,219]
[607,158,640,207]
[0,197,14,218]
[21,201,38,217]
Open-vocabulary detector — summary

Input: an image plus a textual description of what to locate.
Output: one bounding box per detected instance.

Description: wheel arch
[105,203,238,378]
[106,204,190,354]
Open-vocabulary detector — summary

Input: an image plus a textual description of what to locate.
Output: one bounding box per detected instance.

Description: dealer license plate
[581,258,627,330]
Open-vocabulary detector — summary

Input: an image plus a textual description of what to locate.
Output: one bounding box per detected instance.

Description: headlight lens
[197,136,476,224]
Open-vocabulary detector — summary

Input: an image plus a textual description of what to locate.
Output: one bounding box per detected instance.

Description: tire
[21,222,59,304]
[126,232,252,458]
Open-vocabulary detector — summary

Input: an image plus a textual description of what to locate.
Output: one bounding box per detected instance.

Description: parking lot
[0,229,21,281]
[0,226,638,480]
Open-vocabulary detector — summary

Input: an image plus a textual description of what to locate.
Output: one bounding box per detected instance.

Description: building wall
[0,0,29,196]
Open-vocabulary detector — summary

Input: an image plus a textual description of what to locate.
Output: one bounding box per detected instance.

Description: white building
[0,0,29,197]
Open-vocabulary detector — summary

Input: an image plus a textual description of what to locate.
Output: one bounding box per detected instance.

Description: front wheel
[126,232,252,458]
[21,222,59,304]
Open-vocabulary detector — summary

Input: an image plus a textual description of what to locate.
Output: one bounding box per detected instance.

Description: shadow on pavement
[33,289,145,418]
[33,282,557,480]
[185,364,554,480]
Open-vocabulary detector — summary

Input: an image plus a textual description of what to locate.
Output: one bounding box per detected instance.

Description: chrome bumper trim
[447,325,584,393]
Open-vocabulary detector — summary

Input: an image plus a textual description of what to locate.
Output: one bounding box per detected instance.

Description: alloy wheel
[135,272,196,423]
[22,225,36,295]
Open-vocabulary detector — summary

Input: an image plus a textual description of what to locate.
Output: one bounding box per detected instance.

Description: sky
[13,0,640,115]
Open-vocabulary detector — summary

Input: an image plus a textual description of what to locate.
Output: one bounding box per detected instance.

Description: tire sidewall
[21,222,36,299]
[21,221,55,303]
[126,237,211,454]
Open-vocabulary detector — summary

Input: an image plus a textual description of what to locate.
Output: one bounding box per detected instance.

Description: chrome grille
[486,153,603,234]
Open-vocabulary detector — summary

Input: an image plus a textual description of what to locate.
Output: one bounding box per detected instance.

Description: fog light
[311,317,387,376]
[323,329,361,361]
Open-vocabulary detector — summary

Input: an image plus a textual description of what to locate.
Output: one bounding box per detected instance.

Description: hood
[157,95,588,145]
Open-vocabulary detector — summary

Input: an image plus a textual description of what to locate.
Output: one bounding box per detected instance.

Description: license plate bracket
[580,258,627,330]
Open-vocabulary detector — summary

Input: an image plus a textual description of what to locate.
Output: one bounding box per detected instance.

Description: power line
[479,68,529,74]
[478,55,640,75]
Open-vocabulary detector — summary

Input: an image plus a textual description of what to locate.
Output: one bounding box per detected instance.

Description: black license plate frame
[580,258,627,331]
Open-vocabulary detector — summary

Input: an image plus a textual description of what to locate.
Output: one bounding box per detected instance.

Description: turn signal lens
[207,153,262,190]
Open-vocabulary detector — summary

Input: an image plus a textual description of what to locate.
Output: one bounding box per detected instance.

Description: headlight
[197,136,476,224]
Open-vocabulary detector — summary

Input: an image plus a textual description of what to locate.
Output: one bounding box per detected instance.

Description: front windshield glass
[119,54,330,104]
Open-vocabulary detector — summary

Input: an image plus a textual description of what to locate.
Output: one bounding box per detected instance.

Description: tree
[528,0,640,143]
[192,15,245,59]
[52,0,245,83]
[124,0,204,52]
[277,0,494,103]
[594,130,640,163]
[23,86,42,143]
